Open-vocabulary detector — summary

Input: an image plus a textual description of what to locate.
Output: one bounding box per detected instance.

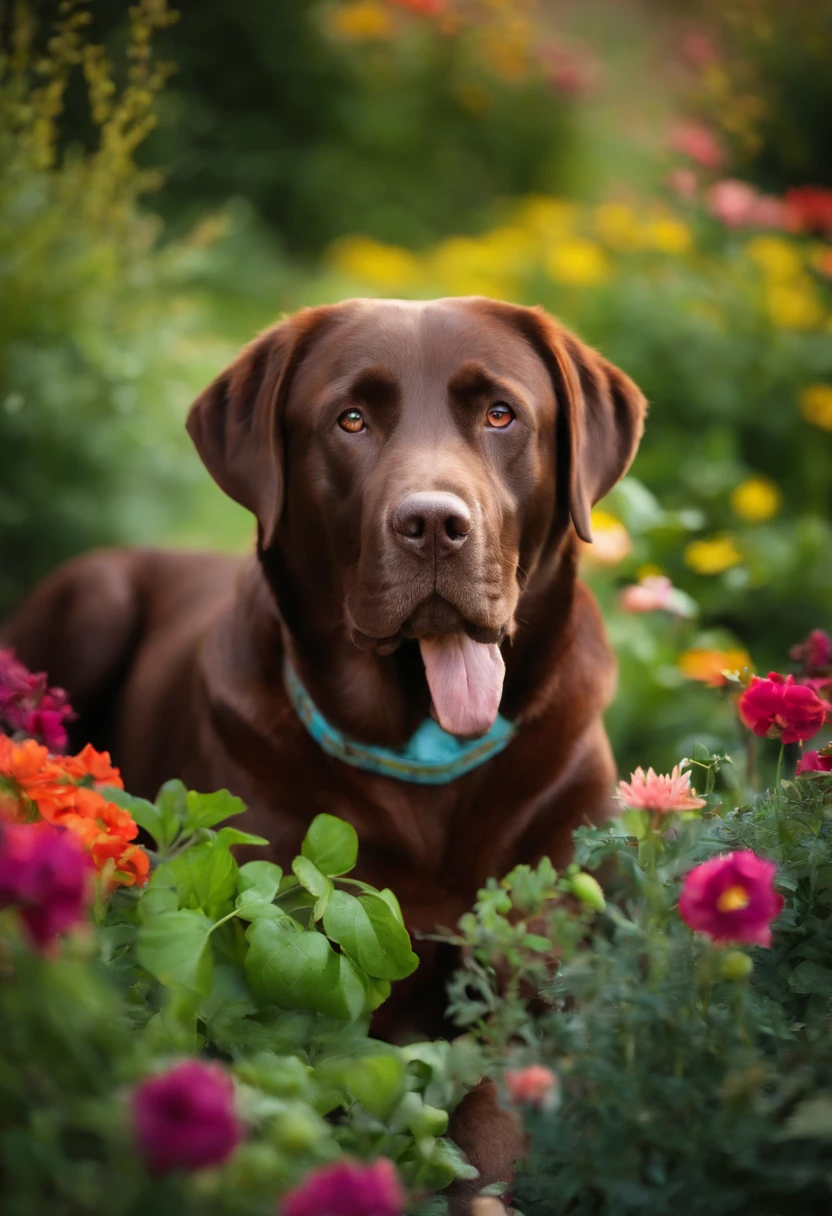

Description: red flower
[679,850,784,946]
[281,1158,405,1216]
[738,672,828,744]
[790,629,832,676]
[786,186,832,235]
[0,821,91,950]
[796,750,832,776]
[504,1065,559,1109]
[133,1060,241,1174]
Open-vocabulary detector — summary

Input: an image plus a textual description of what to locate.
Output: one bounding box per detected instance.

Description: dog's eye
[485,403,515,429]
[338,408,366,434]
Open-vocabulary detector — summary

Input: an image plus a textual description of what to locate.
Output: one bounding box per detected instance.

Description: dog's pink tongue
[418,634,505,738]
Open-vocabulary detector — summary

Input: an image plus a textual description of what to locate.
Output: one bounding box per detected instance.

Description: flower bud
[570,872,606,912]
[721,949,753,981]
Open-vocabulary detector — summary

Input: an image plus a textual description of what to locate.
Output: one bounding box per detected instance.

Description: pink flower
[738,672,829,745]
[504,1065,559,1110]
[617,765,706,814]
[667,168,699,200]
[619,575,675,614]
[706,179,759,227]
[133,1061,242,1174]
[669,121,724,170]
[796,750,832,776]
[679,850,784,946]
[790,629,832,676]
[0,648,74,752]
[281,1158,405,1216]
[0,820,91,950]
[680,30,719,69]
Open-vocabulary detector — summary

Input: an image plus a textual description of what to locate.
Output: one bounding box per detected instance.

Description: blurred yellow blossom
[516,197,577,240]
[800,383,832,431]
[329,236,421,289]
[582,510,631,566]
[593,203,642,250]
[746,236,803,281]
[678,648,751,687]
[730,477,782,522]
[428,236,511,297]
[546,238,608,286]
[327,1,393,39]
[643,215,693,255]
[637,563,664,580]
[765,280,823,329]
[684,534,743,575]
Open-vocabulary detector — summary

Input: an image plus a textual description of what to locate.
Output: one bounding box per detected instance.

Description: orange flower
[0,735,50,789]
[61,743,123,790]
[677,648,750,687]
[115,843,150,887]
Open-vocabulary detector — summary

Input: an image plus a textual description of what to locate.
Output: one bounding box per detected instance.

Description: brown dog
[1,296,645,1202]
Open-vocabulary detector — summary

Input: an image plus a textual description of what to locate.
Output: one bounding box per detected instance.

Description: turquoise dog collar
[284,661,515,785]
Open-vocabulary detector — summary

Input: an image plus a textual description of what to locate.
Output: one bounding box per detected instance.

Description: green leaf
[235,861,283,920]
[301,814,358,876]
[316,1052,406,1119]
[156,842,238,916]
[323,890,419,980]
[156,779,189,844]
[214,826,269,849]
[292,856,334,921]
[101,786,167,848]
[136,909,214,993]
[185,788,247,832]
[244,916,366,1020]
[378,887,405,925]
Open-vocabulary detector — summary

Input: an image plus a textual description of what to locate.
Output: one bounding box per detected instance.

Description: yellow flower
[678,648,751,687]
[593,203,642,251]
[327,1,393,39]
[642,216,693,255]
[637,563,664,580]
[516,196,577,240]
[546,238,608,287]
[582,510,631,566]
[730,477,782,522]
[765,280,823,330]
[427,236,512,298]
[746,236,802,281]
[684,534,743,575]
[800,383,832,431]
[329,236,421,289]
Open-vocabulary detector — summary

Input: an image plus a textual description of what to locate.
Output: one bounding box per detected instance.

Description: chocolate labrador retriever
[2,296,646,1202]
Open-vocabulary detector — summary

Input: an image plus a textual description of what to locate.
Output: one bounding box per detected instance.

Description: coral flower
[0,820,91,950]
[677,647,750,687]
[738,673,828,744]
[504,1065,559,1110]
[281,1158,405,1216]
[619,575,675,614]
[133,1060,241,1175]
[617,765,706,814]
[796,750,832,776]
[679,851,784,946]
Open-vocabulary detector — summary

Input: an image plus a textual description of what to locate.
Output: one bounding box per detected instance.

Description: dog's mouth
[350,595,508,738]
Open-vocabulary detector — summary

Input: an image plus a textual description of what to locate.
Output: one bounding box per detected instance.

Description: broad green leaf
[101,786,167,848]
[214,826,269,850]
[244,916,365,1019]
[156,842,238,916]
[156,779,189,843]
[316,1051,406,1119]
[234,860,283,919]
[185,788,247,832]
[137,909,214,993]
[292,856,334,921]
[301,814,358,876]
[378,887,405,925]
[323,890,419,980]
[137,875,179,921]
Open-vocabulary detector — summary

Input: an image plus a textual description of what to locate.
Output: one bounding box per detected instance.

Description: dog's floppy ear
[186,307,333,548]
[496,303,647,543]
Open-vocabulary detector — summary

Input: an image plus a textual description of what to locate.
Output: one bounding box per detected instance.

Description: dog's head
[187,298,646,737]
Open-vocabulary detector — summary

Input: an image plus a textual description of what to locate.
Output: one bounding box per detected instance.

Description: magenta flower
[738,672,829,745]
[796,750,832,776]
[0,648,74,752]
[790,629,832,676]
[617,765,706,814]
[0,820,91,950]
[679,851,784,947]
[281,1158,405,1216]
[133,1060,242,1174]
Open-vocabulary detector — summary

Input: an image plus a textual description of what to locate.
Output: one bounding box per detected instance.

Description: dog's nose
[391,492,472,559]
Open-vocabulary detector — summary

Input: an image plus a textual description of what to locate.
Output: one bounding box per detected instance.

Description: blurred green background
[1,0,831,777]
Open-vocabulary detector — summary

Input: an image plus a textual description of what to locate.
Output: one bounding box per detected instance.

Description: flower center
[716,884,750,913]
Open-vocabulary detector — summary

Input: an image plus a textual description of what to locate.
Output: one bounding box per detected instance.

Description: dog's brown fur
[1,297,646,1206]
